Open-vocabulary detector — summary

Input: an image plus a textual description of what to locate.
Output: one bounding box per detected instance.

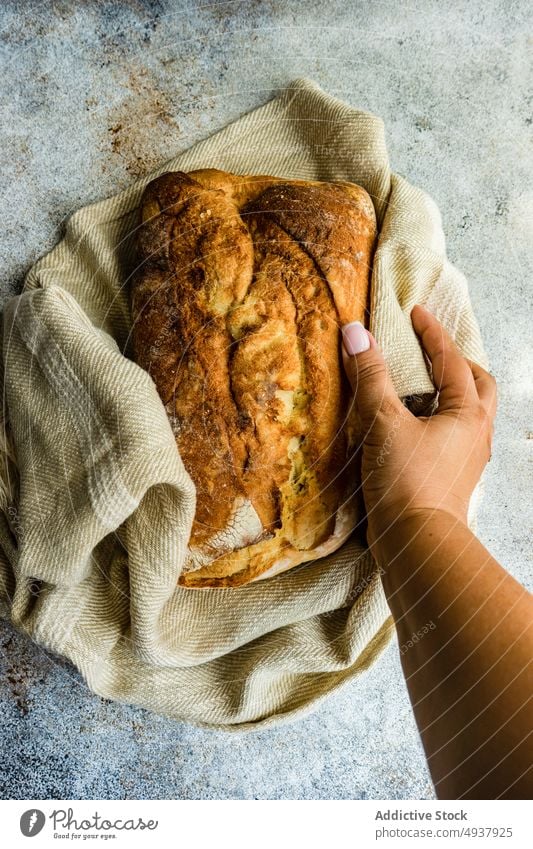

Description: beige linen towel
[0,79,486,729]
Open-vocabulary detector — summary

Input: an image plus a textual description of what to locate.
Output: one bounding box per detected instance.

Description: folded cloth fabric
[0,79,487,728]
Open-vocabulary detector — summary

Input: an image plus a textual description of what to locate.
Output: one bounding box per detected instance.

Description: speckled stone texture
[0,0,531,800]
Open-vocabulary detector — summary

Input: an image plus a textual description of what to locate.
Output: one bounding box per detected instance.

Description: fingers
[341,321,405,429]
[342,310,497,435]
[469,360,498,419]
[411,304,477,412]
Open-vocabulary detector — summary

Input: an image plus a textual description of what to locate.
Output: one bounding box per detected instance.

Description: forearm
[374,509,533,799]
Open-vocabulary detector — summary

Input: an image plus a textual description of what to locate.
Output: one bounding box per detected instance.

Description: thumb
[341,322,404,429]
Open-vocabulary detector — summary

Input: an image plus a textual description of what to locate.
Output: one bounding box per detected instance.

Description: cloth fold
[0,79,486,728]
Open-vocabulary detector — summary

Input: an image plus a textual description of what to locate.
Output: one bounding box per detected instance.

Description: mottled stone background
[0,0,531,800]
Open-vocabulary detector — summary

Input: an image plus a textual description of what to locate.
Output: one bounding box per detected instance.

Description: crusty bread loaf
[131,168,377,587]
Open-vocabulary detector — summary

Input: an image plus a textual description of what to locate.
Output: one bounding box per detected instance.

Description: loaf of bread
[131,168,377,587]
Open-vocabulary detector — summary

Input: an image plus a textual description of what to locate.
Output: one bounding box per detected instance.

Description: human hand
[341,305,497,552]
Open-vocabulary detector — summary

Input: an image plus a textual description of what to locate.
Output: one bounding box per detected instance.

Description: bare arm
[378,509,532,799]
[341,306,533,799]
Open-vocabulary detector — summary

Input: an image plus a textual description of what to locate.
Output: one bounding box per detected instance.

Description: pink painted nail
[342,321,370,356]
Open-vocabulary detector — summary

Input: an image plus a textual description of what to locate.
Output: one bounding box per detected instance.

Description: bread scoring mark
[227,215,306,533]
[244,218,341,551]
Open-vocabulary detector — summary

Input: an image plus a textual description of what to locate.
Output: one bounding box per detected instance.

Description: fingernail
[342,321,370,356]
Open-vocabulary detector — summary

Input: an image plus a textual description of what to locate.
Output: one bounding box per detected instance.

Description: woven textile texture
[0,79,486,728]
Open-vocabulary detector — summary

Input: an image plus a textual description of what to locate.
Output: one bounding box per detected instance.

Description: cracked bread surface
[131,168,376,587]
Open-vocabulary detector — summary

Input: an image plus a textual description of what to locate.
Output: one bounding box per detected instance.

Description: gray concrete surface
[0,0,531,800]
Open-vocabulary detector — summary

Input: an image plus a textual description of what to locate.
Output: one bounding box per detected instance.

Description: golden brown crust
[131,168,376,587]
